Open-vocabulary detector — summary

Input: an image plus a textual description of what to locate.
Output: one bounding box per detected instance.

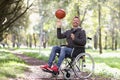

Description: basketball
[55,9,66,19]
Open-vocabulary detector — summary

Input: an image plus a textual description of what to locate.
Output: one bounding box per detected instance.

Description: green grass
[23,52,49,62]
[0,51,27,79]
[86,49,120,53]
[22,48,120,69]
[94,57,120,69]
[85,49,120,69]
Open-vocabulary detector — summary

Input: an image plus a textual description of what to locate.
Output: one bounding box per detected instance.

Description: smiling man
[40,16,86,73]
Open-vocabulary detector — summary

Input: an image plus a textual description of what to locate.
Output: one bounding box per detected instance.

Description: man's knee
[59,47,66,58]
[52,46,59,50]
[61,46,67,51]
[51,46,60,53]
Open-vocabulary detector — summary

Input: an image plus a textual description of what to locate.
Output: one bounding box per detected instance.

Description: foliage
[0,0,120,50]
[0,0,33,41]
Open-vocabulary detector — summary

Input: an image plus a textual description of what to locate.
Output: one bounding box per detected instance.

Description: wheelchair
[55,46,95,79]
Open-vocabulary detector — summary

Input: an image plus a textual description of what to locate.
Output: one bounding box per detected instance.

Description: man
[40,16,86,73]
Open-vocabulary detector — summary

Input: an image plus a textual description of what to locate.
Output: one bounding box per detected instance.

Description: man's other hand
[71,33,75,40]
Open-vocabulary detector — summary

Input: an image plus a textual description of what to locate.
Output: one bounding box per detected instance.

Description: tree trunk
[99,28,102,53]
[114,30,118,50]
[98,0,102,54]
[16,35,20,48]
[26,36,29,48]
[33,33,36,48]
[94,34,98,49]
[29,34,32,48]
[12,34,16,48]
[115,37,117,50]
[76,3,87,27]
[104,32,107,49]
[0,33,3,41]
[111,35,114,50]
[111,15,115,50]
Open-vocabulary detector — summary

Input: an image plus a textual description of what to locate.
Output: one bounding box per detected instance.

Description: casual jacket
[57,27,86,57]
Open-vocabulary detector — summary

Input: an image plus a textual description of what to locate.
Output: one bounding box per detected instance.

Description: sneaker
[40,64,50,70]
[48,65,59,73]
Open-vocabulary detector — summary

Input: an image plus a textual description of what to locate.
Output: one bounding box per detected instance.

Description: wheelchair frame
[58,49,95,79]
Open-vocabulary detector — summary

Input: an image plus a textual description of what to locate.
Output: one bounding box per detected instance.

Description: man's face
[72,17,80,27]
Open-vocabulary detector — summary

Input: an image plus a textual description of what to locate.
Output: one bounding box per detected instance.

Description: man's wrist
[57,26,61,28]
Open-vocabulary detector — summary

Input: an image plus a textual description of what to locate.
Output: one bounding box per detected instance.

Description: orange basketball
[55,9,66,19]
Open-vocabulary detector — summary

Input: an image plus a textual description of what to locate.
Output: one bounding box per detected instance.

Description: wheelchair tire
[73,53,95,79]
[64,70,71,80]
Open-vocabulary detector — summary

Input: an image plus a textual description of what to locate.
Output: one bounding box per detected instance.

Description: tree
[0,0,33,41]
[98,0,102,53]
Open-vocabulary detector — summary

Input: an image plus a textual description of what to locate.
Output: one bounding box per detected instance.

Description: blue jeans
[48,46,72,68]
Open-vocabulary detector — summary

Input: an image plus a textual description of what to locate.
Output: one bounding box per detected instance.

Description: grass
[94,57,120,69]
[23,52,49,62]
[0,51,27,79]
[8,48,120,79]
[22,48,120,69]
[86,49,120,54]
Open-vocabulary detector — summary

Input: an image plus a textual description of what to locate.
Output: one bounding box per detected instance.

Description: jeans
[48,46,72,68]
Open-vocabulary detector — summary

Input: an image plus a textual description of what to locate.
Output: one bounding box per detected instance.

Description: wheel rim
[73,53,95,79]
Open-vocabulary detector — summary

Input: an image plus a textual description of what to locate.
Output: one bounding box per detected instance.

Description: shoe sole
[42,69,59,75]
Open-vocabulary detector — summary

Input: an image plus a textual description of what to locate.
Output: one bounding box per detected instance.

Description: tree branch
[80,8,87,27]
[0,0,34,33]
[0,0,21,16]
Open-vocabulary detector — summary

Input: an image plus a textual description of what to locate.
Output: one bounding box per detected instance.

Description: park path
[11,52,65,80]
[10,50,112,80]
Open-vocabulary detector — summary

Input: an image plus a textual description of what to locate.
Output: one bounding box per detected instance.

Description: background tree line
[0,0,120,53]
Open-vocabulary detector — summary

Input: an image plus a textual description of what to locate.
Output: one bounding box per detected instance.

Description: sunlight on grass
[94,57,120,69]
[0,51,27,79]
[23,52,49,62]
[95,63,120,79]
[0,62,26,78]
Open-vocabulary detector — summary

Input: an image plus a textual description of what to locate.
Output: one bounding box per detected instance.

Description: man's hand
[56,19,62,28]
[71,33,75,40]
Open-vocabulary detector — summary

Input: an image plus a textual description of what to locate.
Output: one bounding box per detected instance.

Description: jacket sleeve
[73,30,86,46]
[57,28,66,39]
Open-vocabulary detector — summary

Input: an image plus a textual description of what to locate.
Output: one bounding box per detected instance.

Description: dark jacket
[57,27,86,57]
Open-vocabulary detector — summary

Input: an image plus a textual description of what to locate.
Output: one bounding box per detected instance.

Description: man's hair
[74,16,79,18]
[74,16,80,20]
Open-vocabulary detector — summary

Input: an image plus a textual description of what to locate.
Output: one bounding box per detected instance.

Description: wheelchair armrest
[73,46,85,49]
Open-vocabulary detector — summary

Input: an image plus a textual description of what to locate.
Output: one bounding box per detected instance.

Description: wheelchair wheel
[64,70,71,79]
[73,53,95,79]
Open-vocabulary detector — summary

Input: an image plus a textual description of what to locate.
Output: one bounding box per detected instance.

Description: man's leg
[47,47,72,73]
[48,46,61,67]
[40,46,61,70]
[57,47,72,68]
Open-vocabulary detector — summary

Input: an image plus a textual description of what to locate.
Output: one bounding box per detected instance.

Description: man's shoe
[48,65,59,73]
[40,64,50,70]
